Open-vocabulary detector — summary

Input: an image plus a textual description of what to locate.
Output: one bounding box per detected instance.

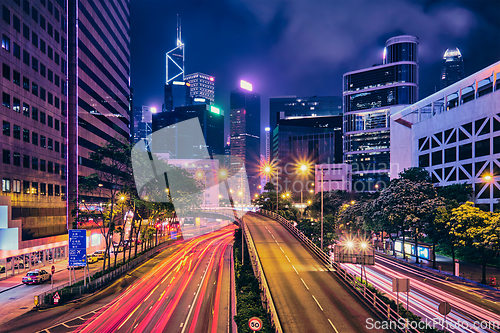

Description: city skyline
[131,0,500,125]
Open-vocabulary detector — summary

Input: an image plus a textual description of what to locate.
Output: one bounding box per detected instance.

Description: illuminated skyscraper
[441,47,464,88]
[343,35,418,191]
[230,81,260,196]
[184,73,215,104]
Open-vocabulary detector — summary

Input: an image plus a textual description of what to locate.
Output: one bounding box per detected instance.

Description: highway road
[0,225,235,333]
[341,256,500,333]
[244,213,387,333]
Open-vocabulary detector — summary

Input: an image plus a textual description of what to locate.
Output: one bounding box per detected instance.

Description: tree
[76,138,133,271]
[398,167,431,182]
[448,202,499,284]
[437,183,473,205]
[369,176,441,263]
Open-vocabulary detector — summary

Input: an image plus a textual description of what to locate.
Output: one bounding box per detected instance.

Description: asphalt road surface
[0,225,236,333]
[244,213,388,333]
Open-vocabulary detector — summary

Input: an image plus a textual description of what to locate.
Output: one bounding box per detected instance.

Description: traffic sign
[69,230,87,267]
[51,265,55,275]
[53,292,60,305]
[438,301,451,315]
[248,317,263,331]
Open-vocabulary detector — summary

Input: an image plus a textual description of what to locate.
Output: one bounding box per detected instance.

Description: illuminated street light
[254,194,259,198]
[309,189,314,193]
[307,200,312,205]
[346,241,355,249]
[218,168,228,179]
[360,242,368,250]
[351,200,355,205]
[484,175,492,181]
[98,183,103,187]
[238,191,243,196]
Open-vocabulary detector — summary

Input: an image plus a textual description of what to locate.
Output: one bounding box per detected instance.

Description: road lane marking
[328,319,340,333]
[285,255,290,262]
[292,265,298,274]
[301,278,309,290]
[279,247,284,253]
[312,295,323,311]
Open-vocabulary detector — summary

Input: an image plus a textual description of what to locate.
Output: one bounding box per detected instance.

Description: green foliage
[233,229,273,333]
[398,167,431,182]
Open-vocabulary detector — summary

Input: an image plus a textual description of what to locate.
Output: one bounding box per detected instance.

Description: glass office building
[343,35,418,191]
[441,47,464,89]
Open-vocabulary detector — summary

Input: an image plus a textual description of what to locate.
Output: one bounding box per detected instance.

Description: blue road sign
[69,229,87,267]
[171,230,177,240]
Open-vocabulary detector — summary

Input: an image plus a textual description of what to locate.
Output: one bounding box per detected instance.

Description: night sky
[130,0,500,140]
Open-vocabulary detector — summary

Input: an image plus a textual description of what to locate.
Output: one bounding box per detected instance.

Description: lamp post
[321,167,324,251]
[297,163,311,218]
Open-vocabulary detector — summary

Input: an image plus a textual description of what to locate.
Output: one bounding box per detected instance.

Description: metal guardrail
[242,217,283,333]
[37,241,173,307]
[258,209,421,333]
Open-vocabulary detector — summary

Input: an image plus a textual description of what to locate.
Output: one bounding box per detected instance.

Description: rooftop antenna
[166,15,185,84]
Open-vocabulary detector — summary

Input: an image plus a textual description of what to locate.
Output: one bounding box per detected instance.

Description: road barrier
[242,215,283,333]
[36,240,174,307]
[258,209,421,333]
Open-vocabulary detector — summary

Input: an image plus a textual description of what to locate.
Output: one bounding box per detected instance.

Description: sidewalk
[378,249,500,290]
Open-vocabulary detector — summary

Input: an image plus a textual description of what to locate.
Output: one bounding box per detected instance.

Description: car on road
[93,250,106,260]
[22,269,51,285]
[87,254,98,264]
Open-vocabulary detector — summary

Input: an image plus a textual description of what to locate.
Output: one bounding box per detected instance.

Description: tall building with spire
[441,47,464,89]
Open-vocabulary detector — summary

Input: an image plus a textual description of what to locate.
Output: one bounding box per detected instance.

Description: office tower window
[48,1,52,14]
[13,42,20,58]
[2,92,9,108]
[32,107,38,120]
[23,128,29,142]
[32,132,38,145]
[23,24,29,40]
[32,57,38,71]
[55,74,59,86]
[2,6,9,23]
[61,165,66,179]
[31,32,38,47]
[48,161,53,173]
[13,152,20,166]
[40,183,46,195]
[32,82,38,96]
[40,14,45,29]
[47,23,53,37]
[48,69,53,82]
[55,185,60,196]
[40,87,46,101]
[23,102,29,116]
[2,63,10,80]
[2,121,10,136]
[13,125,20,139]
[54,162,59,174]
[2,178,10,192]
[61,186,66,200]
[55,96,59,108]
[13,70,20,85]
[12,179,20,193]
[61,122,66,137]
[3,149,10,164]
[23,154,29,168]
[55,141,59,152]
[23,180,30,194]
[13,15,20,32]
[55,52,59,65]
[55,119,59,130]
[2,34,10,51]
[31,6,37,22]
[54,8,59,21]
[23,0,29,13]
[48,115,53,127]
[48,92,53,105]
[32,157,38,170]
[31,182,38,195]
[40,63,46,76]
[40,135,46,148]
[40,159,46,171]
[40,111,46,124]
[13,97,20,112]
[48,138,53,150]
[48,46,53,59]
[40,39,45,53]
[23,76,29,90]
[47,184,53,196]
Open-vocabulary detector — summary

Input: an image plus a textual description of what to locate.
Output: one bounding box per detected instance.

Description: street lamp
[262,161,279,213]
[296,162,311,217]
[484,175,492,182]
